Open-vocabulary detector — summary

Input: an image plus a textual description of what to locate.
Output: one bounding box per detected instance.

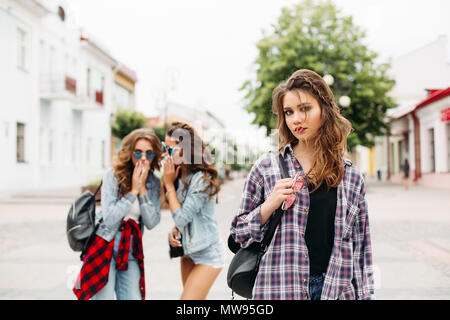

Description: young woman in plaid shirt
[230,69,375,300]
[73,128,163,300]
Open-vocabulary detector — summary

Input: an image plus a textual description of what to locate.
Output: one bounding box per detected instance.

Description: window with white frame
[16,123,25,162]
[17,27,27,70]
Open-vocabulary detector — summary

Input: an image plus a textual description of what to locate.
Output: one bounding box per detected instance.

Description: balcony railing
[40,74,105,110]
[40,74,77,98]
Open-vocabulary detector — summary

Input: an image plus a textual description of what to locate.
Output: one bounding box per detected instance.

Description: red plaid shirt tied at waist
[73,219,146,300]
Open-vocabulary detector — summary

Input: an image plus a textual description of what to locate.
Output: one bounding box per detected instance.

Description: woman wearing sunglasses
[230,69,375,300]
[163,122,225,300]
[73,128,163,300]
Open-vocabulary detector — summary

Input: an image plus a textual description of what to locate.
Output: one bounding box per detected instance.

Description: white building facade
[413,90,450,187]
[0,0,130,193]
[373,35,450,189]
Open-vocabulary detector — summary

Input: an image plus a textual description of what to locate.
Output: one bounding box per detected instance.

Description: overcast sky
[72,0,450,145]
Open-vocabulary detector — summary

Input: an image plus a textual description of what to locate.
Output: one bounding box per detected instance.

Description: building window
[17,28,27,70]
[16,123,25,163]
[429,128,435,173]
[86,68,91,97]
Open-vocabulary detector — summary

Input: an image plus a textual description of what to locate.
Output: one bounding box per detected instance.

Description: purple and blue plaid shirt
[230,143,375,300]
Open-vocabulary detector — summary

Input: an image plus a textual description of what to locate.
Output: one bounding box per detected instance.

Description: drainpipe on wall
[411,111,422,182]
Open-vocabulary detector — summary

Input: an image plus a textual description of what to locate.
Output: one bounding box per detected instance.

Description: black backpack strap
[260,153,289,250]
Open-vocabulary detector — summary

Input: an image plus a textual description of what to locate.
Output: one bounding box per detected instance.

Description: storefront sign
[441,108,450,122]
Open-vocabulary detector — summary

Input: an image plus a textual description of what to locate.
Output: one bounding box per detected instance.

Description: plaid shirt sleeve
[352,178,375,300]
[231,159,269,248]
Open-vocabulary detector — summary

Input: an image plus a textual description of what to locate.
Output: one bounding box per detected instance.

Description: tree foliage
[241,0,397,150]
[111,109,147,140]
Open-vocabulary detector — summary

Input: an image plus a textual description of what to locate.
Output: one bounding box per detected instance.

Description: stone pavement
[0,178,449,299]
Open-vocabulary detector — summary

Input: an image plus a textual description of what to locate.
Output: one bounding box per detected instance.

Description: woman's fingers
[164,157,175,173]
[169,229,182,247]
[279,188,294,195]
[275,179,294,190]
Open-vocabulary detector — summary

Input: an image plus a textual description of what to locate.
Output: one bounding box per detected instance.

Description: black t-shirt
[305,181,338,276]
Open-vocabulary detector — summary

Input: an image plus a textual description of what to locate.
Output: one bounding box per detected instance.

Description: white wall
[0,0,116,192]
[375,36,450,179]
[0,4,41,190]
[390,35,450,100]
[417,95,450,173]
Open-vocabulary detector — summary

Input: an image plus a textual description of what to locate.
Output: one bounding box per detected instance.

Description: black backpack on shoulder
[66,182,103,261]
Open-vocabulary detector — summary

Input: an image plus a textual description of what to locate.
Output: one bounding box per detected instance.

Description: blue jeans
[309,273,325,300]
[92,231,141,300]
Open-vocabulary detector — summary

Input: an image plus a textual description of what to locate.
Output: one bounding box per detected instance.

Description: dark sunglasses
[133,150,155,160]
[161,142,180,157]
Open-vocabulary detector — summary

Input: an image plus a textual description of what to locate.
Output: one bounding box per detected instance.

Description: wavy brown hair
[113,128,163,198]
[272,69,352,193]
[166,122,220,201]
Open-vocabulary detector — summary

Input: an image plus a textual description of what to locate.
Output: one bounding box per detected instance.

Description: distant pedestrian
[73,128,162,300]
[163,122,226,300]
[402,158,410,190]
[230,69,375,300]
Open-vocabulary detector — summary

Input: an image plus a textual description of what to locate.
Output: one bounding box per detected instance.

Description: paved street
[0,177,449,300]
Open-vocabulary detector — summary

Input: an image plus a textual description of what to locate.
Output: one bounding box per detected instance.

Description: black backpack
[66,182,103,261]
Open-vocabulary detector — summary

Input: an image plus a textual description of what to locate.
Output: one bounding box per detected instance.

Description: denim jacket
[95,168,161,242]
[172,171,221,255]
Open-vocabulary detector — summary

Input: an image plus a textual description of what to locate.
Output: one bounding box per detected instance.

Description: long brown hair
[272,69,352,192]
[166,122,220,201]
[113,128,163,198]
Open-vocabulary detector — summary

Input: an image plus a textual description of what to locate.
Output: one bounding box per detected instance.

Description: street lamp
[323,73,351,108]
[338,95,351,108]
[163,68,179,134]
[323,74,334,86]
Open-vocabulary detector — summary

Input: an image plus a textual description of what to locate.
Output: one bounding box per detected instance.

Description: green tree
[111,109,147,140]
[153,126,166,142]
[241,0,397,150]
